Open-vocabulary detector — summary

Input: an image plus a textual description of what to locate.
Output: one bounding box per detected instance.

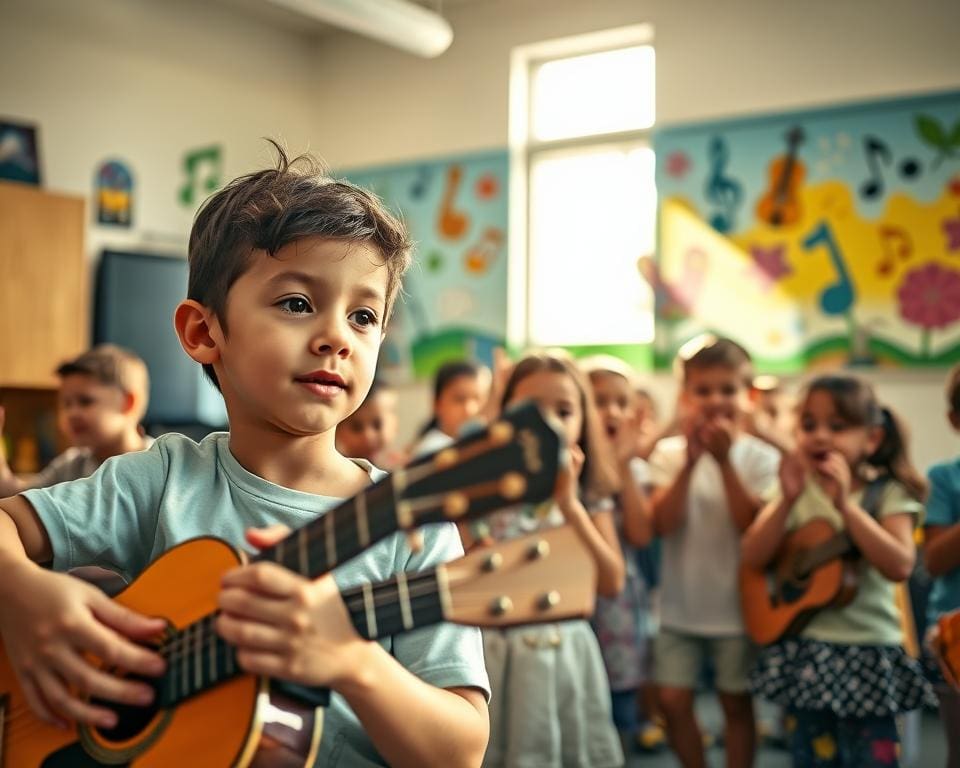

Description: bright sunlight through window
[531,46,655,142]
[511,28,656,348]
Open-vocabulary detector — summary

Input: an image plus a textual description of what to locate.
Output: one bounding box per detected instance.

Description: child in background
[582,355,664,755]
[335,379,404,468]
[923,363,960,767]
[0,344,151,496]
[745,373,795,455]
[0,147,490,766]
[467,351,626,768]
[411,359,490,457]
[744,375,932,768]
[649,335,780,768]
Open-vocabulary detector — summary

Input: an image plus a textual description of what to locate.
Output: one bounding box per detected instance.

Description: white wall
[309,0,960,168]
[0,0,320,258]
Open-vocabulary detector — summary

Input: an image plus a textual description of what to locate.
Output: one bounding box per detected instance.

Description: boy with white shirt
[649,336,779,768]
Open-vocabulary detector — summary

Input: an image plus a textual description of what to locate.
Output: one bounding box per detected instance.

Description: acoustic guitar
[755,126,806,227]
[0,402,566,767]
[933,610,960,691]
[740,518,860,645]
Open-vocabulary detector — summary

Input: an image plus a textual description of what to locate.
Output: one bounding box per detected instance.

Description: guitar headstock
[440,524,596,628]
[394,401,566,529]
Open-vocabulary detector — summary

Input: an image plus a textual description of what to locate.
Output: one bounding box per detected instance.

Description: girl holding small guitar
[741,375,932,768]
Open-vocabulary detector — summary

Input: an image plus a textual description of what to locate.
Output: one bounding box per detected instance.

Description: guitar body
[755,155,806,227]
[740,519,859,645]
[0,539,321,767]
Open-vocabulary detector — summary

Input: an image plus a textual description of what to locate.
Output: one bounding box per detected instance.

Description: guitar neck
[341,568,447,640]
[794,531,855,576]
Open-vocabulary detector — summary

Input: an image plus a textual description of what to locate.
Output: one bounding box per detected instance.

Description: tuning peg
[434,448,458,468]
[490,596,513,616]
[406,530,424,553]
[499,472,526,500]
[527,539,550,560]
[538,590,561,610]
[483,552,503,572]
[443,492,469,518]
[489,421,515,445]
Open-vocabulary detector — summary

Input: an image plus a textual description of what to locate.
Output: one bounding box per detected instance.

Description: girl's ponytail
[867,406,928,502]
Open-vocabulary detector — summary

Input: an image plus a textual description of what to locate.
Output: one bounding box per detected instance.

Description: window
[509,26,656,348]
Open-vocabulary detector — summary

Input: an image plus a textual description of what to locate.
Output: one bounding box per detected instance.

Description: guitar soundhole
[90,674,161,742]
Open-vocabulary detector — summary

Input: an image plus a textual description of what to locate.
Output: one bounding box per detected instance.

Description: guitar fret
[194,623,203,691]
[275,538,285,569]
[361,581,377,638]
[325,510,337,568]
[356,492,370,549]
[225,641,234,676]
[181,624,190,696]
[435,564,452,618]
[298,527,309,577]
[208,617,217,681]
[396,572,414,631]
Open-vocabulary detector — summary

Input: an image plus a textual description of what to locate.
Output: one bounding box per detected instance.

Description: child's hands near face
[554,443,585,514]
[0,566,165,729]
[700,416,734,462]
[813,450,852,510]
[217,526,367,688]
[779,452,807,504]
[613,414,641,465]
[682,416,705,466]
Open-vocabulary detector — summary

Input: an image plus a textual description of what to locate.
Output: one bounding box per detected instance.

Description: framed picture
[0,119,41,185]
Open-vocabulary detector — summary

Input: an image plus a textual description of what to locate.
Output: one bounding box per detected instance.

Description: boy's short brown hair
[187,141,412,387]
[56,344,150,420]
[947,363,960,415]
[675,334,753,386]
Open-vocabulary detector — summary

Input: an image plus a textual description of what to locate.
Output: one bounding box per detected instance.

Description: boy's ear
[174,300,221,366]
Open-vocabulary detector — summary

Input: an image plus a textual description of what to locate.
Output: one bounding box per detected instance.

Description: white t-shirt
[648,434,780,636]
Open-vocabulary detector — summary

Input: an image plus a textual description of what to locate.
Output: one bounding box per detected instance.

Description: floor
[624,696,947,767]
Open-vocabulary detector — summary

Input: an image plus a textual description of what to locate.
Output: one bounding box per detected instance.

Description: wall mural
[345,150,508,381]
[654,90,960,371]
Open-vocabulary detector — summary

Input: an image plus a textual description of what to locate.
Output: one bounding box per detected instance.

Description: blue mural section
[344,150,509,381]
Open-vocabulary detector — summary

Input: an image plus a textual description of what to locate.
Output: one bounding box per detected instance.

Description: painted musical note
[437,164,470,240]
[179,145,223,207]
[409,166,431,200]
[858,136,921,200]
[876,226,914,276]
[704,137,743,234]
[802,221,855,316]
[464,227,503,275]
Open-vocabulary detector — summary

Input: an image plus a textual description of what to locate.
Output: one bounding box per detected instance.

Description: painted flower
[665,151,691,179]
[898,263,960,329]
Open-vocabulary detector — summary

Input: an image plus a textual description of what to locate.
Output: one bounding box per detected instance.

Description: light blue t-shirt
[925,458,960,626]
[23,432,490,767]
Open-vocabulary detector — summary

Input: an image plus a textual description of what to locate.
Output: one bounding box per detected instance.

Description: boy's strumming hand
[217,525,369,689]
[0,565,166,729]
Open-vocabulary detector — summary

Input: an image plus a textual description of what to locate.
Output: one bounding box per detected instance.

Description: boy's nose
[310,317,351,358]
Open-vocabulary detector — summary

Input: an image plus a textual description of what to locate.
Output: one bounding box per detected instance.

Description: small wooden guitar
[740,519,860,645]
[0,402,566,767]
[933,610,960,691]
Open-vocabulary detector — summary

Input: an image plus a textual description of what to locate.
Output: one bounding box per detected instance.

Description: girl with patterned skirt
[742,375,934,768]
[468,352,627,768]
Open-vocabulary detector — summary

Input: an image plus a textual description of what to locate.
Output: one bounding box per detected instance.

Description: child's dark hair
[802,375,927,501]
[947,363,960,415]
[676,334,753,386]
[501,351,619,502]
[187,140,412,389]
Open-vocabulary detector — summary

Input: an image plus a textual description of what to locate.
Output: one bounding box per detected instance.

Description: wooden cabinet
[0,182,87,388]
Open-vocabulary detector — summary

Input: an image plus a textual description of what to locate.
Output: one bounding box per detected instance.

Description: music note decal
[437,164,471,240]
[704,136,743,234]
[802,221,855,317]
[464,227,503,275]
[179,145,223,207]
[876,226,914,277]
[859,136,921,200]
[409,166,432,200]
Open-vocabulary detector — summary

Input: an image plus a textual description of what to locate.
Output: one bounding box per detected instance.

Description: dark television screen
[94,250,226,426]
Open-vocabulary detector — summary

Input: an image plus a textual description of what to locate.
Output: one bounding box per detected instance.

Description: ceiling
[209,0,491,40]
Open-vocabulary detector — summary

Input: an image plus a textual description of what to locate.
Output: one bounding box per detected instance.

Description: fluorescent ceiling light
[266,0,453,57]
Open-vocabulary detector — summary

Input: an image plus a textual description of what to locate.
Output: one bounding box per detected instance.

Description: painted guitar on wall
[756,126,806,227]
[0,403,568,767]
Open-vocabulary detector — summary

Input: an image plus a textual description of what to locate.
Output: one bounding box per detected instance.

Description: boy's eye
[277,297,312,314]
[349,309,379,328]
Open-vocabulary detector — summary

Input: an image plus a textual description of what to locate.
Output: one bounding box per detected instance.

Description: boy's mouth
[295,370,348,398]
